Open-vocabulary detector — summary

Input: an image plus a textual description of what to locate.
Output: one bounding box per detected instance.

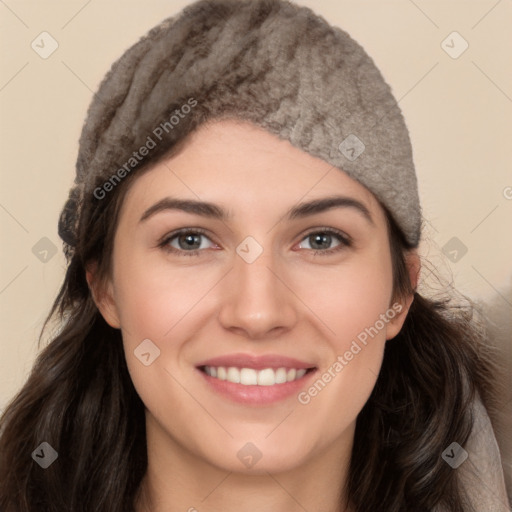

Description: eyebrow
[139,195,374,225]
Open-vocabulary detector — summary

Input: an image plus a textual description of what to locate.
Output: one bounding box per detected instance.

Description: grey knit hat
[58,0,422,258]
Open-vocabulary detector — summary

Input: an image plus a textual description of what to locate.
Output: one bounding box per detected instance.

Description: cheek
[112,251,210,342]
[296,250,394,348]
[111,251,227,399]
[292,248,394,431]
[112,255,207,422]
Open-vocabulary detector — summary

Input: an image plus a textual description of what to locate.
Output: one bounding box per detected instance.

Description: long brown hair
[0,154,498,510]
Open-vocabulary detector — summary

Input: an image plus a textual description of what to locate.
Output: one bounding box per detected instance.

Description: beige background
[1,0,511,483]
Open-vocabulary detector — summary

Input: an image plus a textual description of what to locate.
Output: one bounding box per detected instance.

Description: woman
[0,0,508,510]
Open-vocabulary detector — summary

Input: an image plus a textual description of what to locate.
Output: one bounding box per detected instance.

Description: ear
[86,262,121,329]
[385,250,421,340]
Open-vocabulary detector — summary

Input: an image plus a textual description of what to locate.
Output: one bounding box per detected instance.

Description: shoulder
[446,393,510,512]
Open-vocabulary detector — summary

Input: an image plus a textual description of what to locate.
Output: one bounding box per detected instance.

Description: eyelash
[157,227,352,257]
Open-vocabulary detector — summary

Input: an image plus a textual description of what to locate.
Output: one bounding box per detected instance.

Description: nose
[217,244,298,340]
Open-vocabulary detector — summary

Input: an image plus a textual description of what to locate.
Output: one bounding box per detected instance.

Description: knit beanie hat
[58,0,422,259]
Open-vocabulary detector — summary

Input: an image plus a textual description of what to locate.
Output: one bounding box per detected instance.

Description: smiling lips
[196,353,317,405]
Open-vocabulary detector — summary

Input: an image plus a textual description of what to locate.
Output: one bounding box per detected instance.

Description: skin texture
[88,119,418,512]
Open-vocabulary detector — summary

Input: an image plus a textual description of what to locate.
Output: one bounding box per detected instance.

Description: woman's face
[93,119,413,475]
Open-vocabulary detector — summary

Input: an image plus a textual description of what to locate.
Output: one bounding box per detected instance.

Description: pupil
[311,233,330,250]
[180,234,200,249]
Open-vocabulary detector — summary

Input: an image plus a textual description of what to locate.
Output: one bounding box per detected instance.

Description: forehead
[121,119,381,220]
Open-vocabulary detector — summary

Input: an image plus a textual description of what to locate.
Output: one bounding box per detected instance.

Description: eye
[157,227,352,258]
[297,228,352,255]
[158,228,216,256]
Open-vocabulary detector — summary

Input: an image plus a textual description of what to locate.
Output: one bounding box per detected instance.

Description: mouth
[195,353,318,405]
[198,365,316,386]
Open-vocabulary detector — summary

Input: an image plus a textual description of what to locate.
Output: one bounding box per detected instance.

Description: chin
[200,436,313,475]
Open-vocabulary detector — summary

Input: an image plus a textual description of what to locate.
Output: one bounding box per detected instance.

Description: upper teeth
[203,366,308,386]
